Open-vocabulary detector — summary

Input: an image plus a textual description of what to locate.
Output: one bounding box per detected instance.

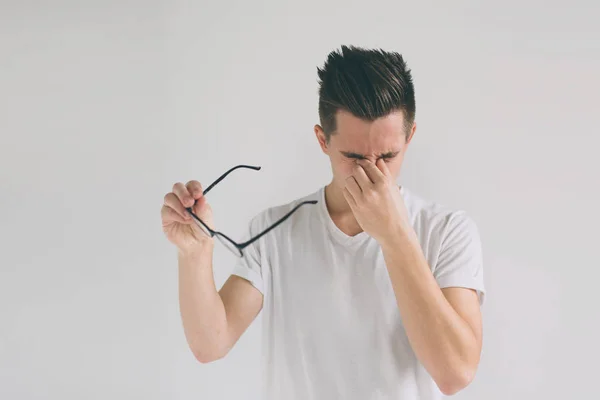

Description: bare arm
[162,179,263,364]
[340,159,483,395]
[178,242,263,363]
[380,231,482,395]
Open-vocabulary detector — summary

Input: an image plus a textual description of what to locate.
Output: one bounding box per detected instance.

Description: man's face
[315,109,415,192]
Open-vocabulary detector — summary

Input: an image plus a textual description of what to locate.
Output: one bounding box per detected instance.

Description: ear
[314,124,330,155]
[405,122,417,145]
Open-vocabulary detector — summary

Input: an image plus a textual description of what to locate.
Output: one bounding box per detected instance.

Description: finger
[375,158,392,178]
[357,160,385,183]
[352,162,372,187]
[186,180,204,200]
[163,192,191,220]
[172,182,195,208]
[345,175,362,200]
[161,204,190,225]
[342,186,357,208]
[192,195,208,216]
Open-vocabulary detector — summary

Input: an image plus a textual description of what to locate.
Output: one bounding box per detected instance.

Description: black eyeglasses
[185,165,317,257]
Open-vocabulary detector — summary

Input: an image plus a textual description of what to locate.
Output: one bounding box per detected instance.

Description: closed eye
[341,152,367,161]
[340,151,400,161]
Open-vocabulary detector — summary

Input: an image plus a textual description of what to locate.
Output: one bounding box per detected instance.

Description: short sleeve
[433,211,486,305]
[230,215,265,296]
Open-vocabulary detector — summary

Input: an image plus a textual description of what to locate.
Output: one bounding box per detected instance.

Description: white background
[1,1,599,399]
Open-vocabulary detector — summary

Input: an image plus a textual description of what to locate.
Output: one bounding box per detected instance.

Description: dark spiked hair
[317,45,416,142]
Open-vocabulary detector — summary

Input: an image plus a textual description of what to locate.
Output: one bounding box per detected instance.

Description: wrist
[178,239,214,260]
[379,220,418,250]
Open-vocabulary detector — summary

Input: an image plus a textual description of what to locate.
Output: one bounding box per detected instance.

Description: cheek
[338,160,357,177]
[385,159,403,176]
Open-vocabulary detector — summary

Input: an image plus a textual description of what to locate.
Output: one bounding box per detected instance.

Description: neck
[324,182,352,215]
[324,182,364,236]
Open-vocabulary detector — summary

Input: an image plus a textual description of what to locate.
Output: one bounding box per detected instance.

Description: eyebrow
[340,150,400,159]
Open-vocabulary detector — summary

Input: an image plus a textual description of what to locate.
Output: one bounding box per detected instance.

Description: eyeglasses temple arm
[202,165,261,196]
[188,165,262,227]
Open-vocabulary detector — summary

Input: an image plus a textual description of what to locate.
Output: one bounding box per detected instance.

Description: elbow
[436,365,476,396]
[194,353,223,364]
[187,328,231,364]
[193,347,228,364]
[190,339,230,364]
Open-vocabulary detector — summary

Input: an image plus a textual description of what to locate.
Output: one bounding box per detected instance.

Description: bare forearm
[380,230,479,392]
[178,241,228,362]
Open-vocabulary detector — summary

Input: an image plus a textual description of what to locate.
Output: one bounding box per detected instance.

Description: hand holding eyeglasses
[162,178,214,254]
[161,165,317,257]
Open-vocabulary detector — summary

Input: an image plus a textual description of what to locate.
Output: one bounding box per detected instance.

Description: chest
[266,237,400,337]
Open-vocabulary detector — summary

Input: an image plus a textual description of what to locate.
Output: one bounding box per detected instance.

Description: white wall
[1,1,599,399]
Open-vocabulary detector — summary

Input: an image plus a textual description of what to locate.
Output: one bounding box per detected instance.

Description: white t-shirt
[232,185,485,400]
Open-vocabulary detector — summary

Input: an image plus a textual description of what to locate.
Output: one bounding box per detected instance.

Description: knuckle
[165,192,184,209]
[188,182,203,195]
[187,180,201,188]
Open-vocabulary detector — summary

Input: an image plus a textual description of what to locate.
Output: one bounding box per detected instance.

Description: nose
[354,157,377,164]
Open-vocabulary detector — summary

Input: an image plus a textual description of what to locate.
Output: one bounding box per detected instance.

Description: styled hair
[317,45,416,142]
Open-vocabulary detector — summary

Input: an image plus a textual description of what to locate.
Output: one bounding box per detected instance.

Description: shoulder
[402,186,480,244]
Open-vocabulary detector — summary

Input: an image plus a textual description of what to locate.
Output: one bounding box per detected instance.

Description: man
[161,45,485,399]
